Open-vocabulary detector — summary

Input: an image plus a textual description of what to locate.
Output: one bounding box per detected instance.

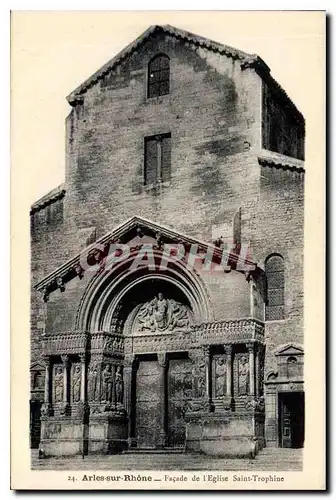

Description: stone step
[123,448,185,454]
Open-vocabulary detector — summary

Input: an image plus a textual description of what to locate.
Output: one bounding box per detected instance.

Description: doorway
[134,354,192,449]
[30,400,42,449]
[279,392,305,448]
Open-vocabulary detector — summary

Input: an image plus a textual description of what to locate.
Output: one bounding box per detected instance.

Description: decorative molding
[41,331,89,356]
[192,318,264,344]
[35,215,258,294]
[123,318,265,355]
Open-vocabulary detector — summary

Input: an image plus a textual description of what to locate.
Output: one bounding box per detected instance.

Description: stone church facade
[30,25,305,458]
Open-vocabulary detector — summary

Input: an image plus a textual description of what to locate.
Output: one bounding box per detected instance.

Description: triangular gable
[66,24,268,106]
[275,344,304,357]
[30,361,45,371]
[35,215,258,296]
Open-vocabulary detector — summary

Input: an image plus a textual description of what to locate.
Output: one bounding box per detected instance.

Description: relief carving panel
[53,365,63,403]
[213,355,227,398]
[88,363,100,402]
[133,293,190,333]
[71,364,81,403]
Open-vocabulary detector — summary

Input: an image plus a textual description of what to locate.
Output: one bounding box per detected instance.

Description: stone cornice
[192,318,265,344]
[41,331,89,356]
[124,318,265,355]
[34,215,258,296]
[42,331,124,357]
[258,151,305,174]
[30,184,66,215]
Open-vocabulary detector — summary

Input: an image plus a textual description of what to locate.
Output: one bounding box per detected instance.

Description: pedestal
[88,410,128,454]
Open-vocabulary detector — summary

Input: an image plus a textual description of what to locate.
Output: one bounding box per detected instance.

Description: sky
[11,11,325,206]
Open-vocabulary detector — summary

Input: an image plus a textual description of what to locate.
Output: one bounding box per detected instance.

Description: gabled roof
[35,215,258,296]
[66,24,304,122]
[66,24,269,106]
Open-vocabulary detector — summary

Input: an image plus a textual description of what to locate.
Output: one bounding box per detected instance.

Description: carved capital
[157,353,167,368]
[61,355,70,366]
[79,354,86,363]
[124,354,136,367]
[246,342,255,353]
[202,345,210,357]
[224,344,233,356]
[42,355,51,366]
[188,348,203,363]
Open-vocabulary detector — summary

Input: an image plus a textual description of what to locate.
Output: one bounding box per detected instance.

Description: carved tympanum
[134,293,190,333]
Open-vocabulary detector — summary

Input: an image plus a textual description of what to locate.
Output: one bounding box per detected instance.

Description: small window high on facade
[144,133,171,185]
[265,254,285,321]
[148,54,170,98]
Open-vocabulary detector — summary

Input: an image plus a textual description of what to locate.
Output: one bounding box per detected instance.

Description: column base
[60,403,71,416]
[157,432,168,449]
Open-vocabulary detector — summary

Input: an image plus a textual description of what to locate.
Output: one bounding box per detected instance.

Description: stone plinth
[88,410,128,454]
[185,409,265,458]
[40,416,86,457]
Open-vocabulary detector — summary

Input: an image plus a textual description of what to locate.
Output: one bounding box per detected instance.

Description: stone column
[61,355,70,415]
[203,345,212,411]
[157,353,167,448]
[247,343,255,397]
[111,363,116,406]
[42,356,52,415]
[255,346,260,398]
[80,354,86,403]
[224,345,233,399]
[124,355,135,448]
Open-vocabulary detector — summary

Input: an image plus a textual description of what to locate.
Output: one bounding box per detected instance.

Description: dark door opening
[30,400,42,449]
[279,392,305,448]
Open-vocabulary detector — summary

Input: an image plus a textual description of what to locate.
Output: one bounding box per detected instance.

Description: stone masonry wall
[31,31,304,390]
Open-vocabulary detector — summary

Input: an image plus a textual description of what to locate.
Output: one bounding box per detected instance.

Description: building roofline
[66,24,304,122]
[66,24,266,105]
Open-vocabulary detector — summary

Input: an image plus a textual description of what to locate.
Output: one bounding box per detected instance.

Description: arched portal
[75,253,213,451]
[76,252,213,332]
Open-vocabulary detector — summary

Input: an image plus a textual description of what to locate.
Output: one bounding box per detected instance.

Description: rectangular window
[144,133,171,185]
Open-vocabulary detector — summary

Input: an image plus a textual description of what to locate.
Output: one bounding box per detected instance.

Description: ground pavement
[32,448,303,471]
